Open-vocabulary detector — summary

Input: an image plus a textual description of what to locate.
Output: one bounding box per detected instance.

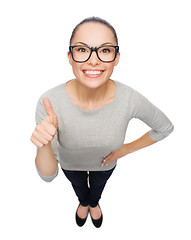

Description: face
[68,22,120,89]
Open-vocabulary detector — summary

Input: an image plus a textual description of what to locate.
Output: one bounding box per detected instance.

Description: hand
[101,144,128,166]
[30,98,58,148]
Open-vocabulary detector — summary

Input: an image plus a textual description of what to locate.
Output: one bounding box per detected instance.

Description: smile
[83,70,104,78]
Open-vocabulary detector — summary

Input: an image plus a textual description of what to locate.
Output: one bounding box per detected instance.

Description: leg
[61,168,89,207]
[88,166,116,207]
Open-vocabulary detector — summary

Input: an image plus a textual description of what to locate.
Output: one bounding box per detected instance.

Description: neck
[74,79,111,106]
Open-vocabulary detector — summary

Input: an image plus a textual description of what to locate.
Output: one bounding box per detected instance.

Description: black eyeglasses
[69,45,119,63]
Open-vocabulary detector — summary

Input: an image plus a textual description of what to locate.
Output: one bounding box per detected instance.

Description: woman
[30,17,174,228]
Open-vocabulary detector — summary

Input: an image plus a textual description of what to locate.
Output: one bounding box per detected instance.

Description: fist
[30,98,58,148]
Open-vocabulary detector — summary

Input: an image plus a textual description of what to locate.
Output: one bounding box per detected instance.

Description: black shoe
[75,204,88,227]
[90,204,103,228]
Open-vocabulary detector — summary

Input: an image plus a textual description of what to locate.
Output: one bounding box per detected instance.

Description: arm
[34,96,59,182]
[102,132,157,166]
[35,142,58,177]
[124,131,157,154]
[130,89,174,142]
[125,89,174,153]
[102,89,174,166]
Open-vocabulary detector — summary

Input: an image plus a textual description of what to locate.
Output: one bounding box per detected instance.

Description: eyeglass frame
[69,45,119,63]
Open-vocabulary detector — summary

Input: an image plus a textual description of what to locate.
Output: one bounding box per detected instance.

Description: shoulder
[115,80,152,114]
[36,81,67,115]
[115,80,134,98]
[115,80,134,92]
[39,82,66,100]
[115,80,143,101]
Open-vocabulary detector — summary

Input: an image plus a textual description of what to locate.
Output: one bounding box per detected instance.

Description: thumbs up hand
[30,98,58,148]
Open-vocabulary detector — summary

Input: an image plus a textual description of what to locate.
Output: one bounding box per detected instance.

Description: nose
[87,50,100,65]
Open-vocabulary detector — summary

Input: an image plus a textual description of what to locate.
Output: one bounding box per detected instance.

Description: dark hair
[69,16,118,45]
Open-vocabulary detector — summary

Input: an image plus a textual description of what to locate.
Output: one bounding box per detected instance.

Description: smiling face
[68,22,120,89]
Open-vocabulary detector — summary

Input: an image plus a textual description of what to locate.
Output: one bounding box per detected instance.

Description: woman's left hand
[101,144,128,166]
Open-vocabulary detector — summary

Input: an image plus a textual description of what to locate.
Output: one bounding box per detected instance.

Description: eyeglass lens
[72,46,117,62]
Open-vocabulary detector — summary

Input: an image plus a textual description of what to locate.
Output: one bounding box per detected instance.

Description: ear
[68,51,73,65]
[114,52,120,66]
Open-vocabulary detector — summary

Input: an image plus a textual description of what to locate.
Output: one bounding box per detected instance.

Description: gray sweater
[35,80,174,182]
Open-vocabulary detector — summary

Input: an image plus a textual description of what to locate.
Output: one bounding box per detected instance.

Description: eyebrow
[74,42,114,46]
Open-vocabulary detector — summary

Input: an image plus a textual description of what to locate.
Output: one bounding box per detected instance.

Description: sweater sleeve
[130,89,174,141]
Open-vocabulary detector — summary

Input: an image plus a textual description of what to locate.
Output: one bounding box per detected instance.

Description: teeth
[84,71,102,75]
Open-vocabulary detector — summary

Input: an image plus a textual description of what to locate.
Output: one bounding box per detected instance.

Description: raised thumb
[43,98,55,123]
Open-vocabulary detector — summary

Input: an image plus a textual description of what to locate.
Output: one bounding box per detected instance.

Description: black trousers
[62,166,116,208]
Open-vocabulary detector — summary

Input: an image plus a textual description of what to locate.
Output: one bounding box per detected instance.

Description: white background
[0,0,190,239]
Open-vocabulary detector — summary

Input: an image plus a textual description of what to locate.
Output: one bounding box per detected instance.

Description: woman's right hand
[30,98,58,148]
